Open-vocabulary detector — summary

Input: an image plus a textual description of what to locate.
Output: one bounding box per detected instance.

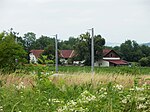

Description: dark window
[110,54,113,57]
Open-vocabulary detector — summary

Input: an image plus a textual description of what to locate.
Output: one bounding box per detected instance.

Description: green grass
[0,73,150,112]
[0,65,150,111]
[22,65,150,75]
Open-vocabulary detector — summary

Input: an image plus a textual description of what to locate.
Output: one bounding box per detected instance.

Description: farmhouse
[59,50,75,64]
[29,50,44,63]
[94,49,128,67]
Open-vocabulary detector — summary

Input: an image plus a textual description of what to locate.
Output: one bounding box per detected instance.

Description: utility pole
[55,34,58,73]
[88,28,94,78]
[91,28,94,76]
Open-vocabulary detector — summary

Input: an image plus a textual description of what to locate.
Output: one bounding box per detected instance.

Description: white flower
[115,84,124,90]
[129,88,134,91]
[99,94,105,98]
[100,87,106,92]
[137,97,146,101]
[50,99,64,103]
[135,87,144,91]
[0,106,3,111]
[104,92,107,95]
[137,104,147,109]
[16,82,25,90]
[122,99,127,104]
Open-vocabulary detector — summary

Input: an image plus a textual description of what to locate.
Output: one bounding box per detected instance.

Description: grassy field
[0,65,150,112]
[21,65,150,75]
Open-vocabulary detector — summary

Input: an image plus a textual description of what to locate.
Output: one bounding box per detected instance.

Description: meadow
[0,65,150,112]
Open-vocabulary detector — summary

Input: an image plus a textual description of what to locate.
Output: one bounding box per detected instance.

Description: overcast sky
[0,0,150,43]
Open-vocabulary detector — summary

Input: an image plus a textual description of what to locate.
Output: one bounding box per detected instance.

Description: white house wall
[94,60,109,67]
[103,57,120,60]
[29,53,37,63]
[101,60,109,67]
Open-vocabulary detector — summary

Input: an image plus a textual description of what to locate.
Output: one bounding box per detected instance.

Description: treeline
[108,40,150,66]
[0,28,150,73]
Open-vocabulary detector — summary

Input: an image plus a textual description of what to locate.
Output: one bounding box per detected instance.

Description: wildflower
[50,99,64,103]
[115,84,124,90]
[16,82,25,90]
[135,87,144,91]
[46,72,50,75]
[122,99,127,104]
[0,106,3,112]
[104,92,107,95]
[129,88,134,91]
[100,87,106,92]
[79,90,96,103]
[137,97,146,101]
[99,94,106,98]
[137,104,147,109]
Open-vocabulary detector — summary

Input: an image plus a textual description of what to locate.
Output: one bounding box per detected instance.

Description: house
[29,50,44,63]
[94,49,128,67]
[59,50,75,65]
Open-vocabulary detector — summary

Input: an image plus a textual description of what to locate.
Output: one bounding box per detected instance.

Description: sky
[0,0,150,44]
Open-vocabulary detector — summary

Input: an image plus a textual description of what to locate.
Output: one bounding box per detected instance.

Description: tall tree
[59,37,77,50]
[120,40,143,62]
[75,32,105,65]
[34,35,55,50]
[23,32,36,51]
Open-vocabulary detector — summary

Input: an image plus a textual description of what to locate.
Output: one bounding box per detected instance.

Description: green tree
[23,32,36,51]
[0,31,27,72]
[75,32,105,65]
[43,45,55,61]
[120,40,143,62]
[140,45,150,57]
[59,37,77,50]
[34,35,55,50]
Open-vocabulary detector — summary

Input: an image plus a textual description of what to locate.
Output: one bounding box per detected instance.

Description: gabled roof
[30,50,44,58]
[103,49,112,56]
[60,50,75,58]
[103,49,120,57]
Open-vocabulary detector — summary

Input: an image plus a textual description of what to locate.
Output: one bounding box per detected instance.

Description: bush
[139,56,150,67]
[0,32,27,73]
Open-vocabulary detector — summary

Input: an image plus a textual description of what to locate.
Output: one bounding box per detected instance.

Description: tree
[34,35,55,50]
[120,40,143,62]
[74,32,105,65]
[0,31,27,72]
[140,45,150,57]
[59,37,77,50]
[23,32,36,51]
[42,45,55,61]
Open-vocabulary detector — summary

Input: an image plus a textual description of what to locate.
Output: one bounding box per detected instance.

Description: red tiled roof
[30,50,44,58]
[60,50,75,58]
[103,49,112,56]
[105,60,128,65]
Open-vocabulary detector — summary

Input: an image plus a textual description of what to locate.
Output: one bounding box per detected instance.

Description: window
[110,54,113,57]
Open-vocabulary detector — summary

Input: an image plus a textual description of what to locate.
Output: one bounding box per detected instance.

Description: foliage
[34,35,55,50]
[38,55,54,65]
[23,32,36,52]
[0,74,150,112]
[120,40,143,62]
[59,37,78,50]
[74,32,105,65]
[0,31,27,73]
[139,56,150,67]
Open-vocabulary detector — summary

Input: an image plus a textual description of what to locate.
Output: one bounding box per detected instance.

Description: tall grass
[21,65,150,75]
[0,72,150,112]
